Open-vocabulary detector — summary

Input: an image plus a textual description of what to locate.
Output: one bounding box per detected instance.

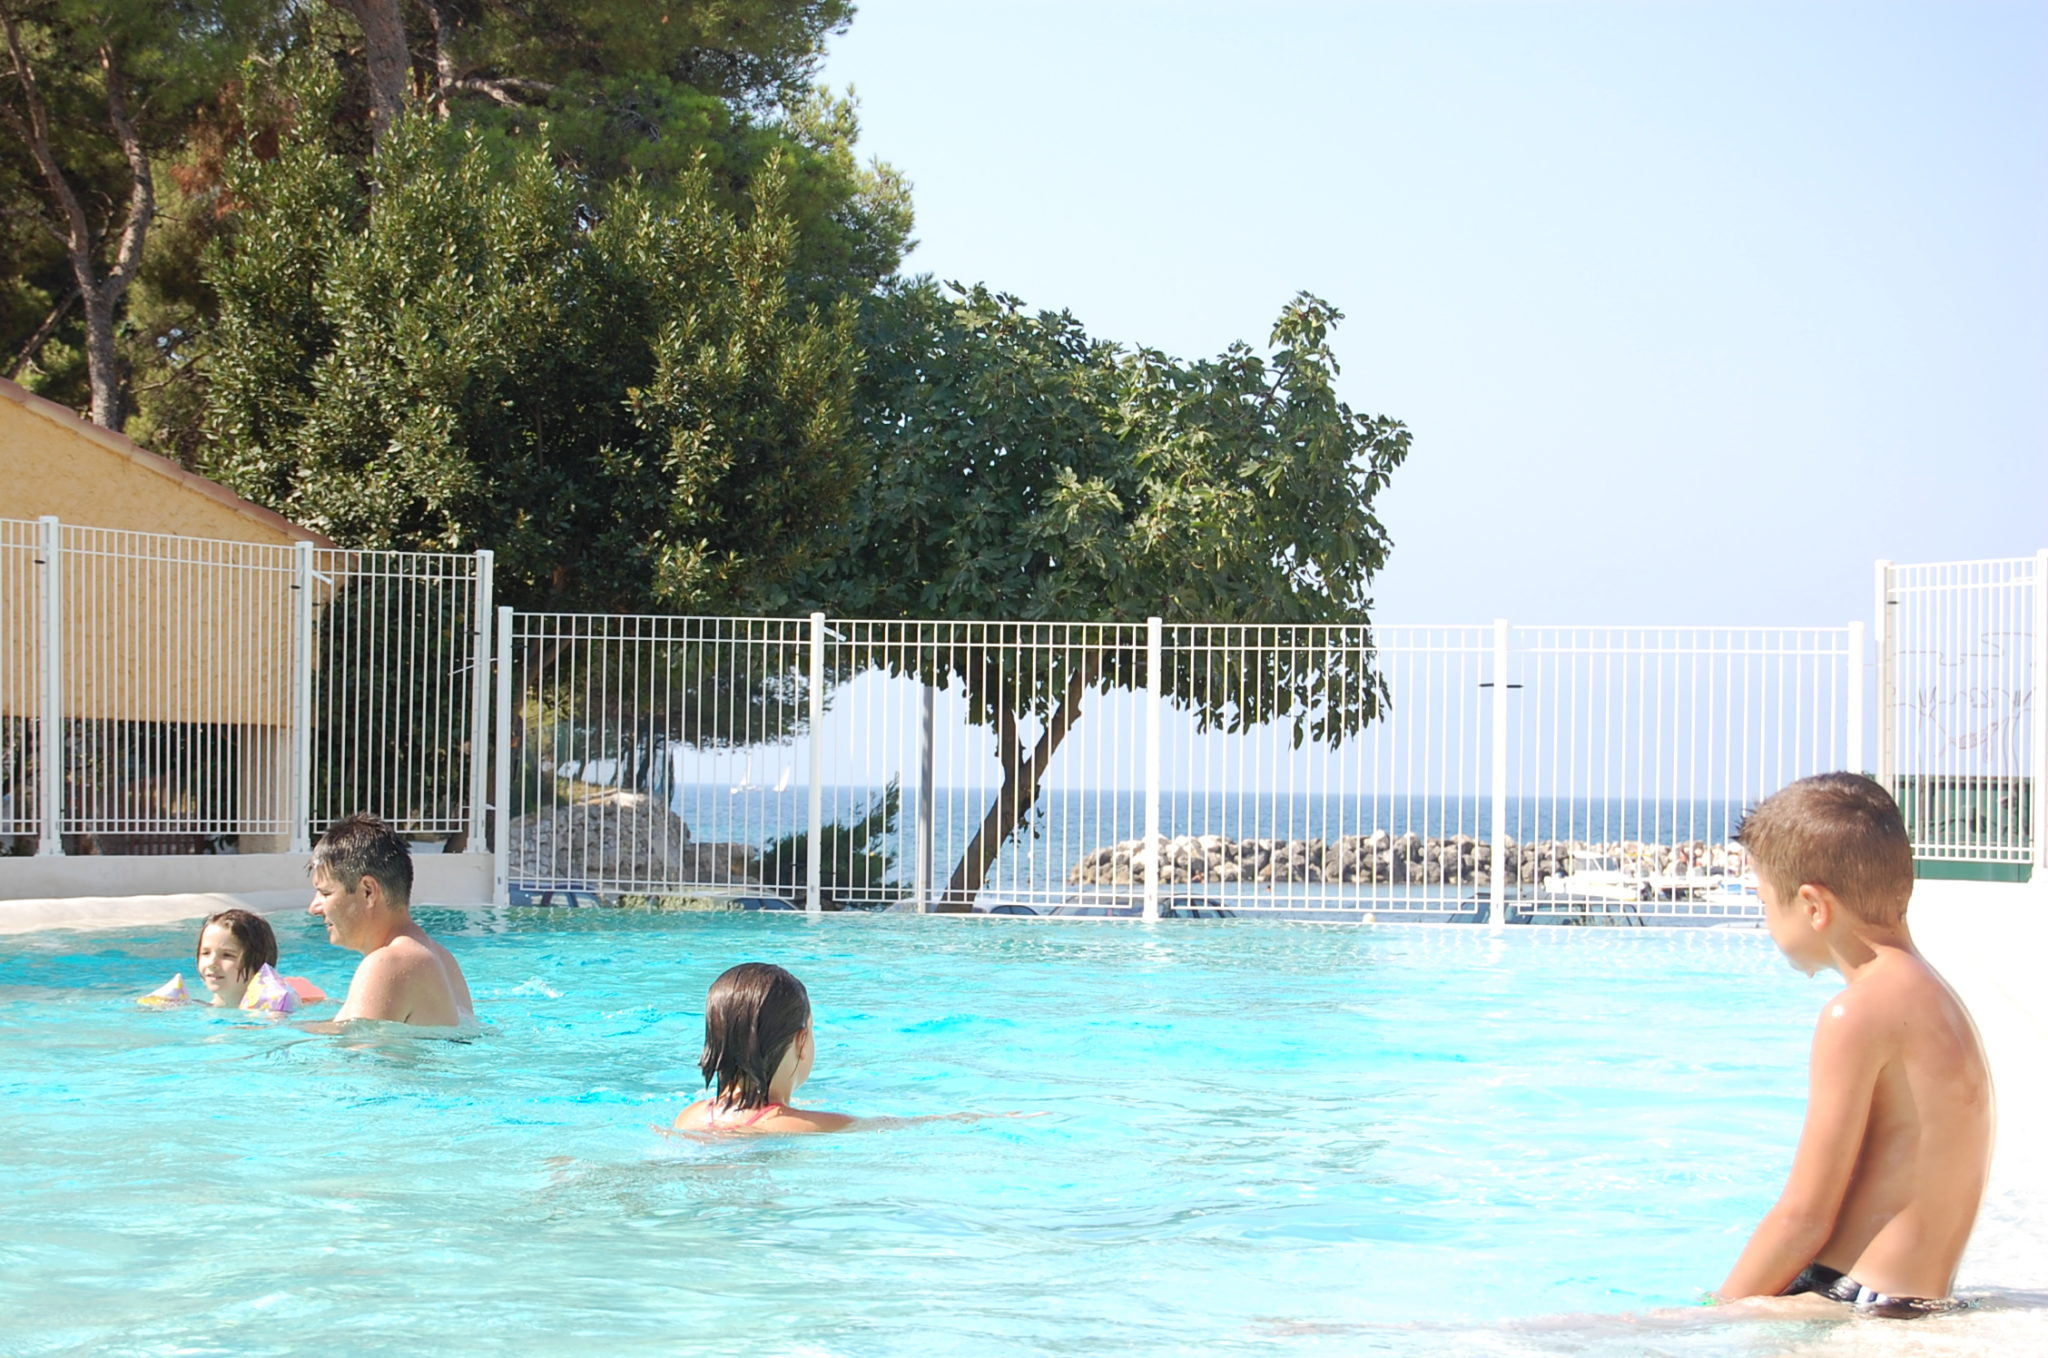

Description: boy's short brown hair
[311,813,414,907]
[1736,773,1914,925]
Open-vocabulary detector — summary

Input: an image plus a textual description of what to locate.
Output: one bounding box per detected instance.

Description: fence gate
[1879,552,2046,879]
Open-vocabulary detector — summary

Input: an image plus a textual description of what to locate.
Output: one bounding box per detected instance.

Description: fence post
[916,681,935,914]
[1489,618,1510,928]
[1874,560,1895,793]
[288,541,315,852]
[2033,550,2047,875]
[807,612,825,915]
[1143,616,1162,923]
[1846,621,1866,776]
[34,516,61,856]
[492,606,513,906]
[468,551,494,853]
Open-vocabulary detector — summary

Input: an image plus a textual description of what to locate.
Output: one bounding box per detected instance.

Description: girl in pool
[671,962,854,1134]
[140,910,325,1011]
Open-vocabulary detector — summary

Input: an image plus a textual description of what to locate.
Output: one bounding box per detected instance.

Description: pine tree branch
[3,282,77,380]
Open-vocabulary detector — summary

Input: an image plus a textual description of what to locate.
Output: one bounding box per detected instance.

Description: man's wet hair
[698,962,810,1110]
[1735,773,1914,926]
[199,908,279,982]
[310,813,414,906]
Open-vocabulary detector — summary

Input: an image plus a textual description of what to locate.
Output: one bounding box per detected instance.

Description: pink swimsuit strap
[707,1100,786,1129]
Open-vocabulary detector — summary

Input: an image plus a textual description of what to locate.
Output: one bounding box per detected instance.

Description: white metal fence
[0,517,492,855]
[9,517,2039,914]
[1880,553,2044,871]
[497,612,1869,923]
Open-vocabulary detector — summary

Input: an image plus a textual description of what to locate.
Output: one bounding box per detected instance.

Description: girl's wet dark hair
[198,909,279,982]
[698,963,810,1109]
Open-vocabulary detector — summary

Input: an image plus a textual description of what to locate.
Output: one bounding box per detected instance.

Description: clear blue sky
[819,1,2047,630]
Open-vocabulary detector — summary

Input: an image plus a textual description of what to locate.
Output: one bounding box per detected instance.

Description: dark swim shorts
[1783,1262,1972,1320]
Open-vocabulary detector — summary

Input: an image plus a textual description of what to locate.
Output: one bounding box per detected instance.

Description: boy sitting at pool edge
[1713,773,1991,1318]
[307,813,475,1029]
[672,962,854,1133]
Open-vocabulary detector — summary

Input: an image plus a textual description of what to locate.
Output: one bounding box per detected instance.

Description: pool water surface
[0,911,1980,1355]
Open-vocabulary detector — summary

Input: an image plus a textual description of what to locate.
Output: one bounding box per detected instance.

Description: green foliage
[757,779,900,908]
[805,282,1411,905]
[4,1,905,453]
[0,0,274,419]
[419,2,908,299]
[309,568,477,837]
[200,66,861,618]
[814,280,1409,739]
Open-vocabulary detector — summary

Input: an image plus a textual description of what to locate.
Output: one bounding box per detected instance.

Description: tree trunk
[328,0,410,145]
[0,22,153,432]
[419,0,459,115]
[936,652,1101,912]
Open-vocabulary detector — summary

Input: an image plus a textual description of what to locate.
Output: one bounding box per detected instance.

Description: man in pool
[307,813,475,1028]
[1713,773,1991,1318]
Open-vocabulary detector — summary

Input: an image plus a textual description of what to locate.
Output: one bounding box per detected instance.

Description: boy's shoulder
[1822,948,1972,1050]
[1839,947,1953,1007]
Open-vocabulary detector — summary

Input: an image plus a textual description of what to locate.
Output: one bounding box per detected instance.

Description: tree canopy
[203,65,860,617]
[3,4,1416,907]
[1,0,275,428]
[2,1,906,443]
[804,282,1410,906]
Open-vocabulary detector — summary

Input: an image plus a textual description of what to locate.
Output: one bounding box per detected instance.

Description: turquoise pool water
[1,912,1852,1355]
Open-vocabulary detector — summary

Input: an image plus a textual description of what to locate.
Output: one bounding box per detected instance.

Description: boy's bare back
[1718,773,1994,1312]
[1795,947,1991,1298]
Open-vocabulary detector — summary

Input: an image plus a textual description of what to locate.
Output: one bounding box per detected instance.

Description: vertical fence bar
[1143,616,1162,922]
[807,611,825,914]
[1846,620,1866,777]
[35,516,62,856]
[468,551,494,852]
[493,605,513,906]
[1874,559,1895,793]
[916,680,934,913]
[288,541,315,852]
[1489,618,1509,927]
[2033,551,2047,873]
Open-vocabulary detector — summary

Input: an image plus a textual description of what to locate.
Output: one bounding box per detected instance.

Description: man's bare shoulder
[359,932,441,975]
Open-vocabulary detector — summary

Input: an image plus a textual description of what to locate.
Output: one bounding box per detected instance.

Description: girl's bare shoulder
[757,1107,857,1133]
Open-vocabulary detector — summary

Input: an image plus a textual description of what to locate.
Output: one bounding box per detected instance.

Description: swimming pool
[0,912,2024,1355]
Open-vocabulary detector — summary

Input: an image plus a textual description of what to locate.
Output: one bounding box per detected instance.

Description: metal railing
[11,517,2038,903]
[1879,553,2043,868]
[0,517,492,855]
[498,611,1868,922]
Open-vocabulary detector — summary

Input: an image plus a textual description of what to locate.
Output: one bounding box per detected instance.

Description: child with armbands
[139,909,327,1013]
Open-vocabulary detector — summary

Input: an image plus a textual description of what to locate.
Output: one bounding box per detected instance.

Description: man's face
[308,869,372,952]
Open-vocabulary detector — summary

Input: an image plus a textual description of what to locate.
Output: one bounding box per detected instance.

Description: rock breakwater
[1066,832,1749,887]
[506,791,759,885]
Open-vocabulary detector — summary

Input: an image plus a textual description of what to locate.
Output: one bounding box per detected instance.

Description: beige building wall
[0,379,334,726]
[2,381,337,851]
[0,378,328,545]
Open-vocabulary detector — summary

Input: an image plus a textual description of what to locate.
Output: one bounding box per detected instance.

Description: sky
[817,1,2048,631]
